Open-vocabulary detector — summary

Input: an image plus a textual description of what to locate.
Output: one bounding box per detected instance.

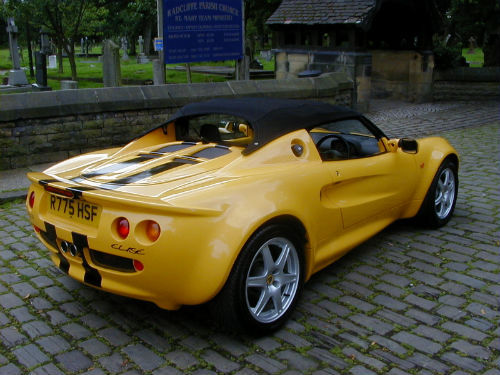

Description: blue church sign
[163,0,244,64]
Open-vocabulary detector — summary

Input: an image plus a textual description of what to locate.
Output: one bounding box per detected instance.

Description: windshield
[175,114,253,147]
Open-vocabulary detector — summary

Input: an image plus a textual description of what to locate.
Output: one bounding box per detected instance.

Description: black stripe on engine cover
[100,160,197,190]
[72,232,102,288]
[81,156,153,178]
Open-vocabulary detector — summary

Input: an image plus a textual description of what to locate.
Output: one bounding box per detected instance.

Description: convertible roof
[168,97,361,154]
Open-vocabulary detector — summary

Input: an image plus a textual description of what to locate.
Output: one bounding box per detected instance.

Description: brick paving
[0,100,499,375]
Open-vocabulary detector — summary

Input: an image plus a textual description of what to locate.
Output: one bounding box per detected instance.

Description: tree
[3,0,108,80]
[244,0,281,58]
[43,0,109,80]
[1,1,37,76]
[448,0,500,66]
[99,0,156,56]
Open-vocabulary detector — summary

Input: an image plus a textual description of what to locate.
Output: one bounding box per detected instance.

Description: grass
[462,48,484,67]
[1,45,275,90]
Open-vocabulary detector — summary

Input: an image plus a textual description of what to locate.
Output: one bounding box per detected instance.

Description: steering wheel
[316,134,350,160]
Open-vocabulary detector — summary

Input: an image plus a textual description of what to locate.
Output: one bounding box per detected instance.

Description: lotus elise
[26,98,458,332]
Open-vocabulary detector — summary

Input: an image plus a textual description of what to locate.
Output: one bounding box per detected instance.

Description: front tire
[418,158,458,228]
[211,224,304,334]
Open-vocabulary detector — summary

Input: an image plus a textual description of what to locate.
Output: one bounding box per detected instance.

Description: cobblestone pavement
[1,100,499,375]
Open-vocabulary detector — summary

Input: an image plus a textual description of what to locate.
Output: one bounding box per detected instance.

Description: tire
[418,158,458,228]
[210,224,304,334]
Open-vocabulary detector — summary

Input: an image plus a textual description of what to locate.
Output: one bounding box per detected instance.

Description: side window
[310,119,384,161]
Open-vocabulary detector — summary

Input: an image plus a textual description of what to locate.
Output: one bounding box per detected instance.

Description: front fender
[401,137,459,218]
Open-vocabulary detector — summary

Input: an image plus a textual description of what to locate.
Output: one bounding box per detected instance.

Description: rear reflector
[133,260,144,272]
[29,191,35,208]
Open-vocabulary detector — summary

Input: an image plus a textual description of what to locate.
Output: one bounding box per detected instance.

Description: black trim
[66,186,97,199]
[72,232,102,287]
[44,222,57,246]
[43,222,70,274]
[39,179,58,186]
[90,249,135,273]
[72,232,88,251]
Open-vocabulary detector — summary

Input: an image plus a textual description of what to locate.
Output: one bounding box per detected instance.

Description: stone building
[266,0,442,110]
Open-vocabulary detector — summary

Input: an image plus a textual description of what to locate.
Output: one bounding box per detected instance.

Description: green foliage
[462,47,484,67]
[449,0,499,45]
[244,0,281,56]
[447,0,500,66]
[433,35,464,69]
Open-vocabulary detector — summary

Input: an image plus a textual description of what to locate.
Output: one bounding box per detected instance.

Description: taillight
[145,221,161,242]
[117,218,130,239]
[28,191,35,208]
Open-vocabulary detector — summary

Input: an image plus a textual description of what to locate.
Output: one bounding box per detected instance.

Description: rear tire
[417,159,458,228]
[210,224,304,334]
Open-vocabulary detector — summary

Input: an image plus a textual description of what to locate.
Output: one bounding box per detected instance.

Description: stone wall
[371,50,434,102]
[274,49,370,112]
[433,67,500,101]
[0,73,353,170]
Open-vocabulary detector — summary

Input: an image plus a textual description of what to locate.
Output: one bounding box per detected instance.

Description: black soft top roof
[167,97,364,154]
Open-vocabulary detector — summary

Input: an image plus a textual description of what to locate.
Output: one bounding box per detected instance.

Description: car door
[313,118,418,230]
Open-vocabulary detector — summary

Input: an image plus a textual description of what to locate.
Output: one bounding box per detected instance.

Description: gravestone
[260,50,272,61]
[152,59,165,85]
[34,52,48,87]
[81,38,85,54]
[121,36,129,61]
[136,35,149,64]
[60,80,78,89]
[102,39,121,87]
[468,36,477,53]
[6,18,29,86]
[48,55,57,69]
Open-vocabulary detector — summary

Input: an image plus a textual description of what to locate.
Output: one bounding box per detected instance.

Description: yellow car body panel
[26,99,459,312]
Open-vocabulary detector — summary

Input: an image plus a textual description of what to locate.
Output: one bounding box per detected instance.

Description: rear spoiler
[27,172,222,217]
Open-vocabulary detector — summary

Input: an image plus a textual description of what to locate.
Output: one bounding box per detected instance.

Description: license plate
[48,194,101,226]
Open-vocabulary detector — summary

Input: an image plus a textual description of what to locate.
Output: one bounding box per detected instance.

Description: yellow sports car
[26,98,458,333]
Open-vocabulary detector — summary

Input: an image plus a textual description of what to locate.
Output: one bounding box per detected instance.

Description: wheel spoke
[435,192,443,206]
[253,289,271,316]
[261,246,274,274]
[437,179,445,192]
[270,288,283,313]
[275,243,291,272]
[247,275,268,288]
[441,170,450,186]
[276,272,297,286]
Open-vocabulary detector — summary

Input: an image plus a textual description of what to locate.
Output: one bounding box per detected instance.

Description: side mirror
[399,138,418,153]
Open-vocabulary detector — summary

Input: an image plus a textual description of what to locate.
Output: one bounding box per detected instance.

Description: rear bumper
[35,221,180,309]
[26,182,238,311]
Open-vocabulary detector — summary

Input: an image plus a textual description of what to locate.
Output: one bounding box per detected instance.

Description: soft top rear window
[175,114,253,147]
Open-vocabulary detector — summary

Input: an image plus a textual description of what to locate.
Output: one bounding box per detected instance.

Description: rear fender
[166,169,320,306]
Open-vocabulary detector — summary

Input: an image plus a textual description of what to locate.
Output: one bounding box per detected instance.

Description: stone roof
[266,0,376,26]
